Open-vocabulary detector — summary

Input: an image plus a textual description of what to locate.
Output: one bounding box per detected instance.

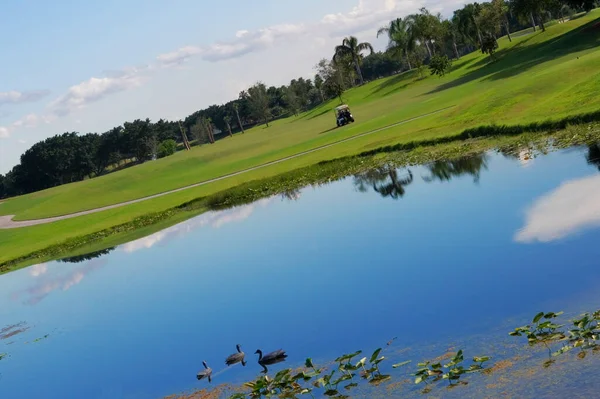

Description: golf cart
[335,104,355,127]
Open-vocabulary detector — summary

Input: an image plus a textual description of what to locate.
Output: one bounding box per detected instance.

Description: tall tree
[454,4,484,47]
[442,19,461,59]
[245,82,272,127]
[223,115,234,137]
[314,74,325,103]
[333,36,374,86]
[511,0,547,31]
[232,102,245,134]
[378,18,415,69]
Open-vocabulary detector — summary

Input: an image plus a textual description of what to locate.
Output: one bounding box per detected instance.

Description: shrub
[157,139,177,159]
[429,55,452,77]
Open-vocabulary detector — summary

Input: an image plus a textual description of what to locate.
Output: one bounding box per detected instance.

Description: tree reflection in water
[353,165,414,200]
[353,154,489,200]
[58,247,115,264]
[423,154,488,183]
[586,143,600,171]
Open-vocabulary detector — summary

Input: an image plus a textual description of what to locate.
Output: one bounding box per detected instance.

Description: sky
[0,0,469,174]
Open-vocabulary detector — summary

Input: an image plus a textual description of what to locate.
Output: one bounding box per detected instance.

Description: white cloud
[155,0,413,65]
[201,24,307,62]
[156,46,202,66]
[515,174,600,243]
[0,90,50,106]
[0,113,55,139]
[49,69,146,116]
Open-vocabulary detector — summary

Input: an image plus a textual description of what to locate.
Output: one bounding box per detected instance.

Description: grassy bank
[1,12,599,222]
[2,122,600,274]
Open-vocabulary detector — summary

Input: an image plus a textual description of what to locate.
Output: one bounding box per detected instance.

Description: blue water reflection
[1,146,600,399]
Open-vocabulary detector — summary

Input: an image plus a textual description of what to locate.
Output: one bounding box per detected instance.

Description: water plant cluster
[510,309,600,367]
[224,346,490,399]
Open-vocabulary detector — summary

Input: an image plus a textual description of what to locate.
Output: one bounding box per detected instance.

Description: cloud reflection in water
[515,174,600,243]
[122,198,274,253]
[13,258,107,305]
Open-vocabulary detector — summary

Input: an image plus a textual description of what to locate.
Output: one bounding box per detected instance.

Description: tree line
[1,0,596,199]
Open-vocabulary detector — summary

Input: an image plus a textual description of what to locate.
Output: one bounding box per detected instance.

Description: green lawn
[1,12,599,264]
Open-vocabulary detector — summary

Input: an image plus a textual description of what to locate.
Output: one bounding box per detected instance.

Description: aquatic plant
[225,343,487,399]
[509,311,566,367]
[414,350,491,393]
[510,310,600,367]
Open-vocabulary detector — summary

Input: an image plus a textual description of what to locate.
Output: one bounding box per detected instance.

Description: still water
[1,146,600,398]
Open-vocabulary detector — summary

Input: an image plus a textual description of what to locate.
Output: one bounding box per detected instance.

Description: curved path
[0,106,455,229]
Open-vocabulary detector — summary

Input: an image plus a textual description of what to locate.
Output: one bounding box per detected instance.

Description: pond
[1,145,600,398]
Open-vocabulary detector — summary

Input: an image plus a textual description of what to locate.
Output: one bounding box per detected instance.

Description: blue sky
[0,0,467,173]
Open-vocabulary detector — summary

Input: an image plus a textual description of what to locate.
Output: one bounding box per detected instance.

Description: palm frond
[377,26,390,38]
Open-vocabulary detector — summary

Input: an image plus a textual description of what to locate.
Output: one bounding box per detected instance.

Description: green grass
[1,12,599,265]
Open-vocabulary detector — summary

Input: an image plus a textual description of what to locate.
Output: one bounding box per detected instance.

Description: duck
[226,344,247,367]
[196,361,212,383]
[255,349,288,373]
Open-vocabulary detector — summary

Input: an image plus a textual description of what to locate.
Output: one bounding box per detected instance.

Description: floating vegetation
[0,353,7,361]
[27,334,50,344]
[224,345,485,399]
[510,309,600,367]
[414,350,491,393]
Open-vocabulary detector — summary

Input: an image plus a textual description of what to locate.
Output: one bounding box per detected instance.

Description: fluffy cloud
[156,0,409,65]
[49,68,146,116]
[0,126,8,138]
[156,46,202,66]
[515,174,600,243]
[0,90,50,106]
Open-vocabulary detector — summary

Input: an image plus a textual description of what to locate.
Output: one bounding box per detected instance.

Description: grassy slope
[0,13,599,263]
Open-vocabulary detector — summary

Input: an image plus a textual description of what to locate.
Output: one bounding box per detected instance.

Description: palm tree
[333,36,374,86]
[453,4,483,47]
[511,0,545,32]
[232,102,245,134]
[405,9,443,58]
[377,18,414,69]
[223,115,233,137]
[442,19,461,59]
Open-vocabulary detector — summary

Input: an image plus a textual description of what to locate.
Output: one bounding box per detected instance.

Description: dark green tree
[245,82,272,127]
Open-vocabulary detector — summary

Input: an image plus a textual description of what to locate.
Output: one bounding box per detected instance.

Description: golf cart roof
[335,104,350,111]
